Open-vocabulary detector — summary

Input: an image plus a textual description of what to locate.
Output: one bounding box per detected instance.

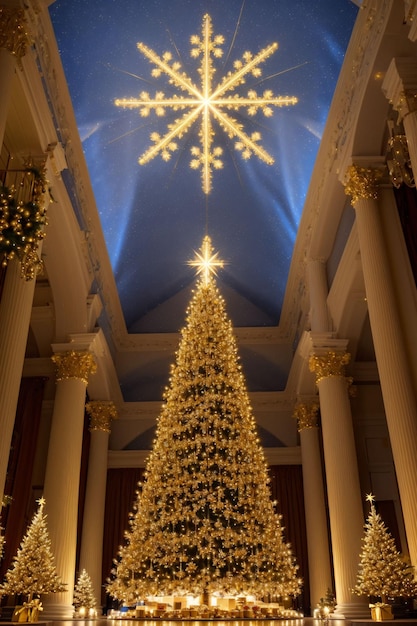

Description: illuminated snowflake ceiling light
[115,13,297,194]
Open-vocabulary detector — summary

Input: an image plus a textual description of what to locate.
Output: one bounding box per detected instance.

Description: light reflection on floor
[41,620,353,626]
[17,619,399,626]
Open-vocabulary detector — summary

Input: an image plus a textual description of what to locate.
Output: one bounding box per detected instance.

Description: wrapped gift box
[12,607,29,623]
[370,604,393,621]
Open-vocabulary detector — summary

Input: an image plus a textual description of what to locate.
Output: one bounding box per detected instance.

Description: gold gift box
[370,604,393,621]
[12,607,29,623]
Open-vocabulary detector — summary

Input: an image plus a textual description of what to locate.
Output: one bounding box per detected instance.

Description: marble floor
[1,619,416,626]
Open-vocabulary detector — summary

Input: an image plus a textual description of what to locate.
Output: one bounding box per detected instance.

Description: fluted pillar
[309,346,367,618]
[307,258,331,332]
[0,6,31,504]
[344,164,417,570]
[293,400,332,611]
[0,6,28,148]
[79,401,118,611]
[42,349,97,619]
[0,260,37,502]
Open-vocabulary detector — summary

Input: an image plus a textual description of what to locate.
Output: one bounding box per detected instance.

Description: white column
[0,6,31,504]
[344,164,417,570]
[310,345,367,618]
[0,259,37,502]
[307,258,331,332]
[0,6,28,148]
[79,401,117,612]
[293,400,332,611]
[42,349,97,619]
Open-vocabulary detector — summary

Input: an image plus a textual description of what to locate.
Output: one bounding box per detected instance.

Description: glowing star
[366,493,375,504]
[115,13,298,194]
[188,235,225,284]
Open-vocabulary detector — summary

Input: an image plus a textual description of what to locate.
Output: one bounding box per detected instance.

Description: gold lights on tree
[107,238,301,603]
[115,13,297,194]
[353,494,417,604]
[0,497,66,601]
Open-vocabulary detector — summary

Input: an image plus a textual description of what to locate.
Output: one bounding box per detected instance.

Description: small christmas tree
[107,237,301,605]
[73,569,97,616]
[0,495,12,560]
[353,494,417,604]
[0,497,66,601]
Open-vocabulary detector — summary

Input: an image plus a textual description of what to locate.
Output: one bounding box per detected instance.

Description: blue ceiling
[49,0,358,334]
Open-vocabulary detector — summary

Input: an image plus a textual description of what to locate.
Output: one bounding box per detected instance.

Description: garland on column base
[0,167,48,280]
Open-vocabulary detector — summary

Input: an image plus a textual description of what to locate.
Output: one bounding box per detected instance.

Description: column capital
[86,400,118,433]
[344,164,384,205]
[293,401,319,432]
[0,6,29,64]
[51,350,97,384]
[382,58,417,120]
[309,350,351,385]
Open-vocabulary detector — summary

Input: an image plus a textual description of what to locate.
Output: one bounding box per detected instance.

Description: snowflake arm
[137,42,200,98]
[212,42,278,99]
[138,106,203,164]
[213,108,274,164]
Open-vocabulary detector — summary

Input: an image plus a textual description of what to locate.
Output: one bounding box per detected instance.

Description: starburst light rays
[115,13,298,194]
[188,235,225,284]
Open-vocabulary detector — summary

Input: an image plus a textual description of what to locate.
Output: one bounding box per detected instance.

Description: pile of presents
[109,597,302,620]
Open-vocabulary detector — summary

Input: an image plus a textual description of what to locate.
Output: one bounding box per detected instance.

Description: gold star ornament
[188,235,225,284]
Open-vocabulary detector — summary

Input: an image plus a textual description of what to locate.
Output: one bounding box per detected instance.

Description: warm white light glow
[187,235,225,284]
[115,13,297,194]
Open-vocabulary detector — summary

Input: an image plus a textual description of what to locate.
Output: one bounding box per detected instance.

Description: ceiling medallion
[115,13,297,194]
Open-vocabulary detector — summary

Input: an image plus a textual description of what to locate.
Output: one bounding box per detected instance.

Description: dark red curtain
[0,377,46,580]
[269,465,310,615]
[393,184,417,287]
[102,467,145,607]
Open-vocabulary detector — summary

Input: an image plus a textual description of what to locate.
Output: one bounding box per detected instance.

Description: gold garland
[0,168,48,280]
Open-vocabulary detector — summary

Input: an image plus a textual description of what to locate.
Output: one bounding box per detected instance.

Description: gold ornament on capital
[51,350,97,384]
[86,401,118,433]
[0,7,29,66]
[344,165,383,205]
[293,402,319,432]
[309,350,351,385]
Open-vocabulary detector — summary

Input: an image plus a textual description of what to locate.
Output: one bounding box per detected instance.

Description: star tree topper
[188,235,225,284]
[115,13,298,194]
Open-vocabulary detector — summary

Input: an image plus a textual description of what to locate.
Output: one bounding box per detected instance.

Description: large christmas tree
[353,494,417,603]
[107,237,301,604]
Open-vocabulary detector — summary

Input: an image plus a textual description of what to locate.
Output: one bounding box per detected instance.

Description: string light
[107,239,301,607]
